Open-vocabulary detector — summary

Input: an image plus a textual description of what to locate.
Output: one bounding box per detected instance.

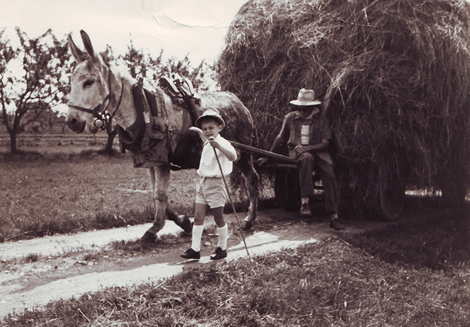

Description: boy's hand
[208,136,237,161]
[208,136,219,148]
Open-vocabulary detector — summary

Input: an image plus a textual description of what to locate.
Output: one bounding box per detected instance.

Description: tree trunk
[9,130,18,153]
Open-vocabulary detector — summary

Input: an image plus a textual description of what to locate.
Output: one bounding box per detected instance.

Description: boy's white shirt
[197,134,236,177]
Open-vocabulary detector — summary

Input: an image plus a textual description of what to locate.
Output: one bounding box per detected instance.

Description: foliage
[119,40,164,89]
[119,41,218,93]
[0,28,71,153]
[218,0,470,212]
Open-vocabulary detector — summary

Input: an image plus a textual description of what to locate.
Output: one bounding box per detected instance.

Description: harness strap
[111,79,125,120]
[68,94,110,115]
[174,79,199,125]
[116,83,147,158]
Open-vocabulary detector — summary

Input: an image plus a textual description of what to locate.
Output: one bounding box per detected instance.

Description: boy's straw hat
[195,109,225,128]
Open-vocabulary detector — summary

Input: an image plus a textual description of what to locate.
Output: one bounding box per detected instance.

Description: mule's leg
[238,152,259,230]
[141,165,193,243]
[166,204,193,234]
[141,165,170,243]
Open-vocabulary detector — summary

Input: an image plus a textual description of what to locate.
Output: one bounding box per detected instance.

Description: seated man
[262,88,343,230]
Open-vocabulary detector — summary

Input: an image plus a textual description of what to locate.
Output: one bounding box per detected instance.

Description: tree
[120,40,164,90]
[0,28,71,153]
[20,106,66,134]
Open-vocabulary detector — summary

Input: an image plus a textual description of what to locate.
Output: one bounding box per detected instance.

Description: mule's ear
[101,46,114,64]
[80,30,96,59]
[68,33,85,62]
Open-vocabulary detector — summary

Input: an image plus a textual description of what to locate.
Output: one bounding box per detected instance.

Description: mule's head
[67,30,113,133]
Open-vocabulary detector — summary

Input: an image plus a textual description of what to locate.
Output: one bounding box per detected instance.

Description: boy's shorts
[195,176,228,208]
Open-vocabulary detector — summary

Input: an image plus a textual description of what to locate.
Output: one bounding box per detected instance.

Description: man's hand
[293,144,309,157]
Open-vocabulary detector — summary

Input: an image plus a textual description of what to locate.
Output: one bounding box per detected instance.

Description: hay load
[218,0,470,218]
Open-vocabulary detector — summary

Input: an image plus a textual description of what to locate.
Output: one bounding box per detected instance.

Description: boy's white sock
[217,224,228,251]
[191,225,204,252]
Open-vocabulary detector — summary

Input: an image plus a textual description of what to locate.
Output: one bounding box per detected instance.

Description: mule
[66,30,259,242]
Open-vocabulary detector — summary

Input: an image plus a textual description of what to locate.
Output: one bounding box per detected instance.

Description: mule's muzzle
[67,118,86,133]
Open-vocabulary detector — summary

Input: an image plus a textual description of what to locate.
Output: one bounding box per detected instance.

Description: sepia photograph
[1,0,469,326]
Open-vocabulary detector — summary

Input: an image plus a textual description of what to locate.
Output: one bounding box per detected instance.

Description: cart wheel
[379,178,405,221]
[274,169,300,211]
[441,173,467,208]
[336,168,355,213]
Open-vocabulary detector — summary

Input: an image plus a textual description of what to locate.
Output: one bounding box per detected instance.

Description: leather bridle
[68,68,124,130]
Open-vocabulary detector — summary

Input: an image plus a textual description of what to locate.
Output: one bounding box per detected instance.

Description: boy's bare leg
[211,206,225,228]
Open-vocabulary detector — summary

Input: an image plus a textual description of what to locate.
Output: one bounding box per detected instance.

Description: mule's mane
[101,54,135,85]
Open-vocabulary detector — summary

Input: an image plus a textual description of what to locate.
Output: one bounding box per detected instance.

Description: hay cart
[230,141,405,220]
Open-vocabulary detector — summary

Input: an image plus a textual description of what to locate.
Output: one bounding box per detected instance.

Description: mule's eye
[83,79,94,88]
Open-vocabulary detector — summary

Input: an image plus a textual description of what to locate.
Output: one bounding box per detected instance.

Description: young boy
[181,109,237,260]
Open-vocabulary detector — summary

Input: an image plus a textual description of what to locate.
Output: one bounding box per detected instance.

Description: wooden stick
[211,144,250,257]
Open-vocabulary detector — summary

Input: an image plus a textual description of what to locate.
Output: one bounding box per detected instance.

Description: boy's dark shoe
[181,248,200,259]
[330,218,344,231]
[210,247,227,260]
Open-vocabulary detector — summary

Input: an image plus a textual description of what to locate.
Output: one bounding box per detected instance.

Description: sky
[1,0,249,65]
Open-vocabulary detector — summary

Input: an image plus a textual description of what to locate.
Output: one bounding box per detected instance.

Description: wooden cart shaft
[230,141,298,165]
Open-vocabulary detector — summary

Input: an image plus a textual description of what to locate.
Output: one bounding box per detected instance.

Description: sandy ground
[0,208,389,320]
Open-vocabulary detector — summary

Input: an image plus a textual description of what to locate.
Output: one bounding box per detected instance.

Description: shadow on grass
[343,200,469,272]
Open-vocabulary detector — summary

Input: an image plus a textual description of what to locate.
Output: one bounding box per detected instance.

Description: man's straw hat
[290,88,321,106]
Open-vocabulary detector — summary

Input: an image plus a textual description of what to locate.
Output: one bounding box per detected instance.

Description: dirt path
[0,208,391,319]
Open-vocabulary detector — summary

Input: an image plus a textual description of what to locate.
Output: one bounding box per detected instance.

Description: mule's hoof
[141,231,157,243]
[180,216,193,234]
[241,220,252,231]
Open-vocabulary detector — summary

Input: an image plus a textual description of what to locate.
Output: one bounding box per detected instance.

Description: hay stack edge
[218,0,470,218]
